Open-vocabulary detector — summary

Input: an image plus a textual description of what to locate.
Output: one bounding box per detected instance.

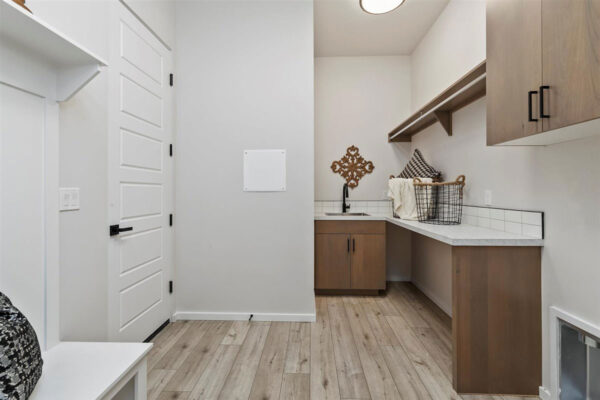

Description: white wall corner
[539,386,551,400]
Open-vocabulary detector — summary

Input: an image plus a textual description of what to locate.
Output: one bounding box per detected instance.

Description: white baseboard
[539,386,551,400]
[173,311,316,322]
[411,280,452,317]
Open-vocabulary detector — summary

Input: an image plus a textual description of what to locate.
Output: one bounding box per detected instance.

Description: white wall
[410,0,486,111]
[175,1,315,319]
[409,0,600,392]
[315,56,412,200]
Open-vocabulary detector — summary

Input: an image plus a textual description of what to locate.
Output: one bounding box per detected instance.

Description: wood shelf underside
[388,61,486,142]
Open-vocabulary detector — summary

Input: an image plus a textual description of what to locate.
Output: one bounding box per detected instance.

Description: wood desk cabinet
[315,221,386,292]
[452,245,542,395]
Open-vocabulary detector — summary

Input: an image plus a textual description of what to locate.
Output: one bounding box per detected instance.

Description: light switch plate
[59,188,80,211]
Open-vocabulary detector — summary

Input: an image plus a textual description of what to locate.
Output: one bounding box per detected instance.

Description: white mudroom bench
[29,342,152,400]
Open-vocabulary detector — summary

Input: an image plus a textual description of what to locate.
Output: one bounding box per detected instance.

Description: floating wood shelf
[388,61,486,142]
[0,0,107,101]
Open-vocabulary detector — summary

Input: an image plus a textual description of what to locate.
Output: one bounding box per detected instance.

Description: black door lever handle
[110,224,133,236]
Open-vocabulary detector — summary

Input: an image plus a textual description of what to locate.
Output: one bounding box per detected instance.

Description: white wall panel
[0,84,46,343]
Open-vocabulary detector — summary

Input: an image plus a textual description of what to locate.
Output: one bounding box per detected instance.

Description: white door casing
[108,2,174,342]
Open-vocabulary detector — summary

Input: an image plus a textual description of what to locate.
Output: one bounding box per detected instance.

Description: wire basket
[413,175,466,225]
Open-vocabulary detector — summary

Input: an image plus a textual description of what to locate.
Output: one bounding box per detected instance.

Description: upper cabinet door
[541,0,600,132]
[486,0,543,145]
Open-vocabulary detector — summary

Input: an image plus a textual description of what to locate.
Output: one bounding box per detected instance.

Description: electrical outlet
[484,190,492,206]
[59,188,80,211]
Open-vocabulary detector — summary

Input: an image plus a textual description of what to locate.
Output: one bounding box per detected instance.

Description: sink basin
[325,212,370,216]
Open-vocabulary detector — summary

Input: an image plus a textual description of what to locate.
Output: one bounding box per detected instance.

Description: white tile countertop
[314,213,544,247]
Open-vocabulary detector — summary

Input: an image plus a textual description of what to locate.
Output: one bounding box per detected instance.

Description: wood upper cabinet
[486,0,542,145]
[542,0,600,131]
[315,221,386,291]
[487,0,600,145]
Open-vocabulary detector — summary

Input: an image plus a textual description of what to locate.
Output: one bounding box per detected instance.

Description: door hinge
[169,280,173,294]
[169,144,173,157]
[169,73,174,87]
[169,213,173,226]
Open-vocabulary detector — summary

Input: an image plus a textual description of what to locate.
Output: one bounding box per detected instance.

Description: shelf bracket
[433,111,452,136]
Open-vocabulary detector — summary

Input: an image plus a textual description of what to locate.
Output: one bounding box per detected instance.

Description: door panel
[119,271,163,328]
[315,234,350,289]
[486,0,542,145]
[120,184,162,218]
[120,76,163,127]
[350,234,385,290]
[120,229,162,274]
[121,21,163,84]
[121,129,162,171]
[542,0,600,131]
[108,3,173,341]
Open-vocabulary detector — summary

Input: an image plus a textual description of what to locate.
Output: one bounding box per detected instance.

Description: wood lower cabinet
[315,221,386,292]
[486,0,600,145]
[315,234,350,289]
[350,234,385,290]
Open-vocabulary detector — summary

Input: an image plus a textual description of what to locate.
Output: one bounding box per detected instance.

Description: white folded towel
[387,177,432,220]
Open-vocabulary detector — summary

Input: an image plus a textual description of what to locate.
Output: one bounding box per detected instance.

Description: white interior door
[108,3,174,342]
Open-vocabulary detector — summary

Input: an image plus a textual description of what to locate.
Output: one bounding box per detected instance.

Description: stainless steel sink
[325,212,370,216]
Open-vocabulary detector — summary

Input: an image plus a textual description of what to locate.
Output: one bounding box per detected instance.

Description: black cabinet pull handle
[539,85,550,118]
[352,238,355,253]
[110,224,133,236]
[528,90,538,121]
[347,237,350,253]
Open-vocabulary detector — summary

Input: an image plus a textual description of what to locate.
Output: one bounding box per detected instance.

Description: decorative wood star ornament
[330,145,375,188]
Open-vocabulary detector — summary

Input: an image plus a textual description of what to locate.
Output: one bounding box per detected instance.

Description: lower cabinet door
[351,234,386,290]
[315,234,350,289]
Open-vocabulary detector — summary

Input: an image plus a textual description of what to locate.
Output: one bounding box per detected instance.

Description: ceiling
[314,0,449,57]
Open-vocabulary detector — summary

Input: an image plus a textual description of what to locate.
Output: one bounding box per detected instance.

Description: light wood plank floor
[147,282,538,400]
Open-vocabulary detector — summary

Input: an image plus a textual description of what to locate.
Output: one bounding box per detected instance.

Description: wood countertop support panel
[452,246,542,395]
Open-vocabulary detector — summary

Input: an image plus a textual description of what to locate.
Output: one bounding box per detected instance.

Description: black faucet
[342,183,350,213]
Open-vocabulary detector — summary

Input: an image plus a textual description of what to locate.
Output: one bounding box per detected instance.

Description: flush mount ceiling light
[360,0,405,14]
